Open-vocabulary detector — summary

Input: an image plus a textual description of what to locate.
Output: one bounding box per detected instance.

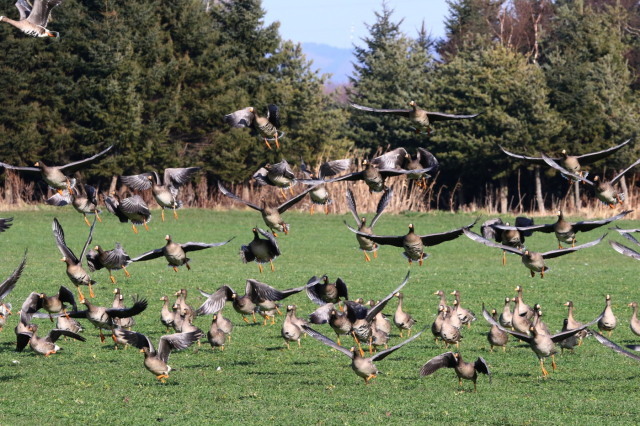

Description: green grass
[1,206,640,424]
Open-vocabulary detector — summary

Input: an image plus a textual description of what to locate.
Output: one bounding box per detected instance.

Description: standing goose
[482,305,602,377]
[0,145,112,192]
[120,168,200,221]
[367,300,392,335]
[104,193,152,234]
[347,220,477,266]
[393,291,416,337]
[440,306,462,348]
[207,314,227,351]
[281,305,306,349]
[46,184,102,226]
[450,290,476,328]
[498,297,513,329]
[111,288,135,330]
[116,329,203,383]
[350,101,478,134]
[514,286,534,319]
[16,323,85,356]
[542,154,640,208]
[159,296,176,332]
[505,210,631,249]
[598,294,617,337]
[240,227,281,273]
[131,235,233,272]
[481,217,534,265]
[302,324,423,384]
[86,243,131,283]
[431,305,446,344]
[224,105,283,150]
[563,301,587,345]
[629,302,640,337]
[420,352,491,392]
[463,228,605,278]
[300,158,352,214]
[499,139,632,180]
[218,181,316,236]
[511,297,532,335]
[52,217,96,301]
[345,187,393,262]
[487,309,508,351]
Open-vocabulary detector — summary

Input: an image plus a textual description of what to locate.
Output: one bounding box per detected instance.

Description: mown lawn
[0,206,639,424]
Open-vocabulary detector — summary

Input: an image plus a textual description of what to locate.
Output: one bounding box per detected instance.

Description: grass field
[0,205,639,424]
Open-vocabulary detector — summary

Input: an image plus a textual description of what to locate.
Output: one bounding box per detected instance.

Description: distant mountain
[301,42,353,84]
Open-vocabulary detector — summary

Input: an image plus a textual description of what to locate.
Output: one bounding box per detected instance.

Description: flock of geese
[2,0,640,390]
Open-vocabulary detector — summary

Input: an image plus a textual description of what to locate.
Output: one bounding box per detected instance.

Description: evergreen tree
[347,4,434,154]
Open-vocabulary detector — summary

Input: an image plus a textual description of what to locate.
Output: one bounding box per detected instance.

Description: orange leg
[173,208,178,220]
[122,266,131,278]
[364,251,371,262]
[132,224,139,234]
[310,205,315,215]
[161,209,166,222]
[274,133,280,149]
[88,283,95,298]
[270,261,275,272]
[143,220,149,231]
[95,212,102,223]
[84,215,91,227]
[258,264,264,274]
[264,138,273,150]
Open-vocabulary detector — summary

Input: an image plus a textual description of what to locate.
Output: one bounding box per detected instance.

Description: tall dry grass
[0,162,638,219]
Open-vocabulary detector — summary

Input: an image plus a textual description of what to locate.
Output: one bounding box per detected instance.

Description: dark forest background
[1,0,639,213]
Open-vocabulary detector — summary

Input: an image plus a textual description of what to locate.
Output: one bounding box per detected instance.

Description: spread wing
[345,188,362,227]
[58,145,113,173]
[371,327,424,361]
[0,250,27,301]
[130,247,164,262]
[318,159,351,179]
[224,107,255,128]
[378,166,435,178]
[344,222,405,247]
[610,226,640,246]
[269,160,295,179]
[45,191,72,207]
[463,228,523,255]
[196,285,235,316]
[25,0,62,26]
[0,217,13,232]
[541,153,594,185]
[114,329,155,352]
[420,219,477,246]
[119,195,150,216]
[549,313,602,343]
[417,148,439,169]
[0,161,40,172]
[181,238,234,253]
[306,276,329,306]
[372,148,408,169]
[16,333,32,352]
[165,167,200,189]
[157,330,203,363]
[366,271,410,321]
[301,325,353,358]
[52,218,78,263]
[246,279,303,302]
[369,188,393,228]
[20,292,43,315]
[120,172,156,191]
[308,303,334,324]
[481,218,503,241]
[499,146,550,165]
[540,234,606,259]
[217,181,261,211]
[609,241,640,260]
[257,227,280,255]
[419,352,456,376]
[474,358,491,380]
[576,139,632,164]
[103,196,128,222]
[48,329,86,343]
[105,296,148,318]
[349,103,411,117]
[426,111,479,121]
[277,185,317,213]
[15,0,31,20]
[589,332,640,361]
[266,104,280,128]
[610,158,640,185]
[572,210,632,233]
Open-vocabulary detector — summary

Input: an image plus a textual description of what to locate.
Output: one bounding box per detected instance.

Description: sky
[262,0,450,49]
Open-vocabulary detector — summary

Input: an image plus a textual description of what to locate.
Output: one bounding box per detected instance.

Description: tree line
[0,0,638,212]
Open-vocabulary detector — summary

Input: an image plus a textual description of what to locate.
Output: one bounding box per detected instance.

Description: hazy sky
[262,0,450,49]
